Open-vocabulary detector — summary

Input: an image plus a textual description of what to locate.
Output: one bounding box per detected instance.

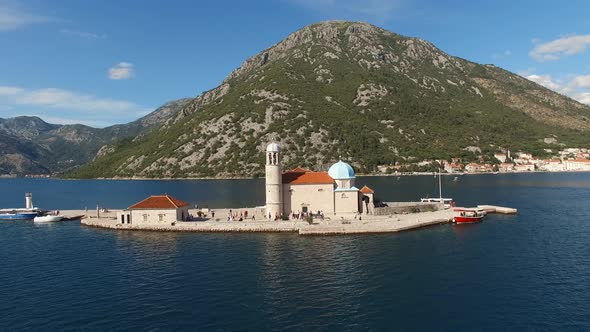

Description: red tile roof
[129,195,190,209]
[360,185,375,194]
[291,167,310,172]
[282,169,334,184]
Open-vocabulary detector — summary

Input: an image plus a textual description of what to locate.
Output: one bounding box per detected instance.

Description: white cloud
[0,86,23,95]
[525,73,590,106]
[60,29,106,39]
[578,92,590,105]
[108,62,134,80]
[526,74,563,92]
[0,3,53,31]
[530,35,590,62]
[572,75,590,89]
[13,87,139,112]
[0,85,150,126]
[287,0,400,23]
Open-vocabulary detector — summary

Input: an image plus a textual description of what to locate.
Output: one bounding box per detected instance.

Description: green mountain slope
[70,21,590,178]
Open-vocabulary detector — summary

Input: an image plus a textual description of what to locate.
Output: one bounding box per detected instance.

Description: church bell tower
[265,140,282,219]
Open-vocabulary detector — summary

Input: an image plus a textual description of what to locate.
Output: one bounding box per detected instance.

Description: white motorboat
[33,215,63,222]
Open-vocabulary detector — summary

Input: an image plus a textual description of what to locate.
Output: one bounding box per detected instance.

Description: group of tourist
[289,210,324,220]
[227,209,254,222]
[223,209,327,222]
[266,210,325,221]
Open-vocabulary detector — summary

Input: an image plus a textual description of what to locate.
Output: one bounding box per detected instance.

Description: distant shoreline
[3,169,590,181]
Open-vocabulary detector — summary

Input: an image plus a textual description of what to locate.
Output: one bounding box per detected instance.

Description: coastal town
[378,147,590,174]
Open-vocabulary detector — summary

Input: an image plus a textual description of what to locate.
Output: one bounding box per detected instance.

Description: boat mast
[438,168,442,202]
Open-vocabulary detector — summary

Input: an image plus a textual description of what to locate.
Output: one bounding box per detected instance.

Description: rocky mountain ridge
[64,21,590,178]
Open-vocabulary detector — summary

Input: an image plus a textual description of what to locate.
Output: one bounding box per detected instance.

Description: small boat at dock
[453,208,485,224]
[421,170,454,209]
[420,198,455,209]
[34,215,63,222]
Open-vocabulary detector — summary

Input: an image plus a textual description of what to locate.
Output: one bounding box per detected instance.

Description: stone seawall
[80,209,454,235]
[373,202,441,216]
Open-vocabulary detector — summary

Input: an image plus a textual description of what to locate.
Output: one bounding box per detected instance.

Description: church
[265,141,375,218]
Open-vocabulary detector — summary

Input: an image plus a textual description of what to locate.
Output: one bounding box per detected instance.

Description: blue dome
[328,160,355,179]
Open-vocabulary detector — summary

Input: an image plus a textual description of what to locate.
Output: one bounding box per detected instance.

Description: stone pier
[78,208,454,236]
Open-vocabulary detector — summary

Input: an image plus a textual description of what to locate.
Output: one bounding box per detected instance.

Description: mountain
[0,98,190,175]
[69,21,590,178]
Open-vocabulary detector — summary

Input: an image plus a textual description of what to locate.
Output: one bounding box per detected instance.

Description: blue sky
[0,0,589,127]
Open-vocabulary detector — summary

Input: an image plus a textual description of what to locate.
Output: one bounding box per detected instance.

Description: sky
[0,0,589,127]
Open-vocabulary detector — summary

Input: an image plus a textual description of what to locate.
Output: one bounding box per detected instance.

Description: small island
[81,141,455,235]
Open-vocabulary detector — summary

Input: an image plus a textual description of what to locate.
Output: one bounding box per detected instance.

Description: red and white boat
[453,208,485,224]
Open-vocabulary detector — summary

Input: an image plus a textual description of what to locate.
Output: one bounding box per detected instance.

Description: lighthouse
[265,141,282,219]
[25,192,33,209]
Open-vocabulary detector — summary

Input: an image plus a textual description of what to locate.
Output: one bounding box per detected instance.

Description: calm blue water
[1,173,590,330]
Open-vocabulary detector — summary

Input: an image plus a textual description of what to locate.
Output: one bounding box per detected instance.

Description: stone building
[118,194,190,225]
[264,141,376,217]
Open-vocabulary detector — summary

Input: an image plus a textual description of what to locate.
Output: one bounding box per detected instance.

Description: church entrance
[301,203,309,214]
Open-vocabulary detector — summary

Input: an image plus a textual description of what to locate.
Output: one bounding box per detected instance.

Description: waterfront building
[443,161,464,173]
[494,153,507,163]
[539,159,565,172]
[564,158,590,171]
[514,163,535,172]
[465,163,493,173]
[118,194,190,225]
[264,141,375,217]
[498,163,514,172]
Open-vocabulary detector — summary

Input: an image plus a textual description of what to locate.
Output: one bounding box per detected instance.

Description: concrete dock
[78,208,455,236]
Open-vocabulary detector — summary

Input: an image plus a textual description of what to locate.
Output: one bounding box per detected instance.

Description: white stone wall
[283,183,334,215]
[335,178,354,190]
[564,160,590,171]
[540,163,565,172]
[130,208,187,225]
[117,211,132,224]
[265,152,282,218]
[335,190,360,214]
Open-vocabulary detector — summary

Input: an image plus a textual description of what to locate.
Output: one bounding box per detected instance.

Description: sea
[1,172,589,331]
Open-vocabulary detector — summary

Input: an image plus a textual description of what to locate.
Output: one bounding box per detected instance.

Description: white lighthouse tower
[25,192,33,209]
[265,140,282,219]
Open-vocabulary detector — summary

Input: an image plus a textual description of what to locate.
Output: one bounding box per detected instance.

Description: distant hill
[0,98,190,175]
[69,21,590,178]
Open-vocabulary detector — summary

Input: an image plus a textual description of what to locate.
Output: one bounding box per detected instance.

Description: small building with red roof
[281,168,336,216]
[118,194,190,225]
[359,185,375,214]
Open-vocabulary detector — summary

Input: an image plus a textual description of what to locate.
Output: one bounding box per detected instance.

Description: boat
[453,208,485,224]
[0,193,40,220]
[0,208,40,220]
[420,197,455,209]
[33,215,63,222]
[420,170,454,209]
